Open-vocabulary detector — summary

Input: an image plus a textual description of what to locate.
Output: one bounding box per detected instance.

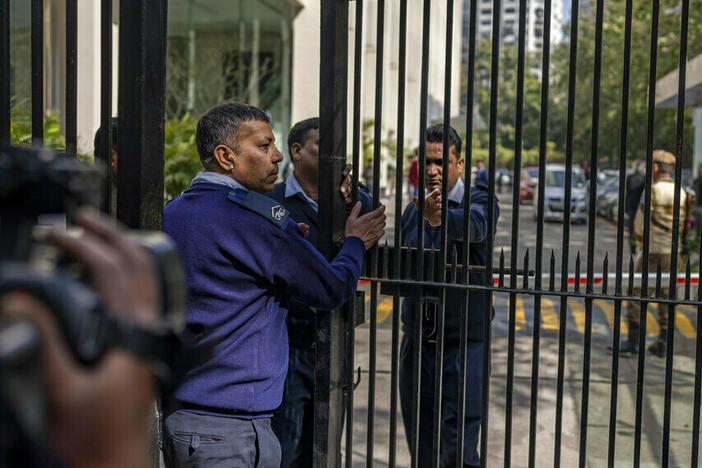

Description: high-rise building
[475,0,564,52]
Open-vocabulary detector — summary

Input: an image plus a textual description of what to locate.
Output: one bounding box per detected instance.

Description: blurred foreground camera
[0,144,186,437]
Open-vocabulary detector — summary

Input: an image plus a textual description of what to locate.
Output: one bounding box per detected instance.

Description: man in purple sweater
[162,102,386,467]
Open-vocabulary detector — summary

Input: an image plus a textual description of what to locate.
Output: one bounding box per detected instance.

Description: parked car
[533,165,588,223]
[520,166,539,202]
[495,169,513,186]
[596,174,620,219]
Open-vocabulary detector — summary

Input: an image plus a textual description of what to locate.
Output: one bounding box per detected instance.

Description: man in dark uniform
[398,123,498,468]
[162,102,386,467]
[266,117,373,467]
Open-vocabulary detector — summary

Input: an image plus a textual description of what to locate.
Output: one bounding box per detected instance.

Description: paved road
[349,188,702,467]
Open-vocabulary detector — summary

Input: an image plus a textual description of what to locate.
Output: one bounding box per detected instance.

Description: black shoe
[607,340,638,356]
[648,339,666,358]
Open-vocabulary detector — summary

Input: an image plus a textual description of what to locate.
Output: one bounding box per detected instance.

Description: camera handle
[0,264,182,390]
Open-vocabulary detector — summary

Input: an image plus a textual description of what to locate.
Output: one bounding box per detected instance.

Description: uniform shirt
[164,174,366,417]
[400,172,499,343]
[267,176,373,347]
[634,176,688,254]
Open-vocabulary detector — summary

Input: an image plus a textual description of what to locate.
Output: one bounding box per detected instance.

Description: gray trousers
[162,410,281,468]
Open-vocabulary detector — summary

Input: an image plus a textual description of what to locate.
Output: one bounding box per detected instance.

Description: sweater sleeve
[271,220,367,309]
[445,204,488,242]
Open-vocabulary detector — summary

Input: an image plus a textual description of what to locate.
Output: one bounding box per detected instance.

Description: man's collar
[191,171,247,192]
[447,177,465,204]
[285,173,318,211]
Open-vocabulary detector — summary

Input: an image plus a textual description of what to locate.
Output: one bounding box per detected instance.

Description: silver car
[533,165,588,223]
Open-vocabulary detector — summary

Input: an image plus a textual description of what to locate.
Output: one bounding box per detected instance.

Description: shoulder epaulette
[228,188,290,228]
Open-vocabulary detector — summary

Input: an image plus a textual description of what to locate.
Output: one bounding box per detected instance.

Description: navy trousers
[162,410,281,468]
[271,346,315,468]
[399,333,483,468]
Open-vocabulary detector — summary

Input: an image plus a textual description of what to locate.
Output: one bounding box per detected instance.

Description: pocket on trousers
[170,432,224,455]
[171,432,223,445]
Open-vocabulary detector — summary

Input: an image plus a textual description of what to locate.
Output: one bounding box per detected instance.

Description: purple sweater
[164,182,365,416]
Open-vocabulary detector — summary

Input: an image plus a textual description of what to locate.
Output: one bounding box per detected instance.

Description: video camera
[0,144,186,439]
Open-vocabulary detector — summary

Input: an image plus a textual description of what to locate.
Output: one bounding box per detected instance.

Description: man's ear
[213,145,235,172]
[455,151,465,171]
[290,142,302,162]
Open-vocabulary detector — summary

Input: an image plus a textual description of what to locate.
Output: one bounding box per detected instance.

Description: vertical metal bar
[504,0,528,464]
[693,274,702,468]
[65,0,77,154]
[366,1,386,465]
[344,307,355,468]
[457,0,478,463]
[0,0,10,144]
[98,0,113,214]
[482,1,501,465]
[528,1,552,465]
[634,2,660,464]
[346,2,363,464]
[388,1,407,466]
[608,0,633,463]
[579,0,604,465]
[31,0,43,145]
[410,0,431,466]
[662,2,689,465]
[317,2,350,466]
[117,1,167,229]
[351,0,363,206]
[555,1,579,466]
[431,1,454,465]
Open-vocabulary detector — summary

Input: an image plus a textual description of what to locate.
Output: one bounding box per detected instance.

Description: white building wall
[290,0,320,125]
[45,0,118,155]
[292,0,464,192]
[476,0,563,52]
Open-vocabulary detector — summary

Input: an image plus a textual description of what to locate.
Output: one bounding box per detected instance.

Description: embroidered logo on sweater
[271,205,287,221]
[228,189,290,228]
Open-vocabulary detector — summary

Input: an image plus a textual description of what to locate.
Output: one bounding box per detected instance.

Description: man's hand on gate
[298,222,310,237]
[414,189,442,227]
[345,202,386,250]
[340,164,353,205]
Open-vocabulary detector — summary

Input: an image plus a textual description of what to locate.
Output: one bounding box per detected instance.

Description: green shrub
[164,113,201,201]
[10,100,66,150]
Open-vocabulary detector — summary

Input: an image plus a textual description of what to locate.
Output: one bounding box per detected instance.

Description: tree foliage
[465,0,702,169]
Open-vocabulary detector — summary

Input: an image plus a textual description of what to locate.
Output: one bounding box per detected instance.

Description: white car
[533,165,589,223]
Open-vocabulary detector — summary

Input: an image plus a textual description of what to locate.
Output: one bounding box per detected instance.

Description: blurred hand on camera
[2,209,159,468]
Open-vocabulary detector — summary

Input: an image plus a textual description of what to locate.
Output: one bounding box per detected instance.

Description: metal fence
[2,0,699,467]
[1,3,167,462]
[0,0,167,230]
[316,1,700,467]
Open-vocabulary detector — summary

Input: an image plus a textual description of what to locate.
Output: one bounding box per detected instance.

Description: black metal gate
[0,0,167,230]
[1,3,167,464]
[316,1,701,467]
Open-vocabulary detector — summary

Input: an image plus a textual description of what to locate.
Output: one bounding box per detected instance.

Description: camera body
[0,144,186,438]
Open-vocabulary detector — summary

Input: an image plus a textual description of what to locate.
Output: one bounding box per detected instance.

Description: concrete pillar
[694,108,702,175]
[76,0,100,154]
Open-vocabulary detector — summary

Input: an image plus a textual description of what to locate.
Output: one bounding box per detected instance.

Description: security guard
[266,117,373,468]
[619,149,688,357]
[162,102,386,467]
[398,123,498,468]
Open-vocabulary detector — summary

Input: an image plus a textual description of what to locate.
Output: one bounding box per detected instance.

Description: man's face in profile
[424,142,464,193]
[229,120,283,193]
[291,128,319,181]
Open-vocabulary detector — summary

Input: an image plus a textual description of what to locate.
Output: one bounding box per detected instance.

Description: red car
[520,166,539,202]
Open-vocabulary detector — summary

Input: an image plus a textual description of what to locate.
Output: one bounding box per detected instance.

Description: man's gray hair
[196,102,270,167]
